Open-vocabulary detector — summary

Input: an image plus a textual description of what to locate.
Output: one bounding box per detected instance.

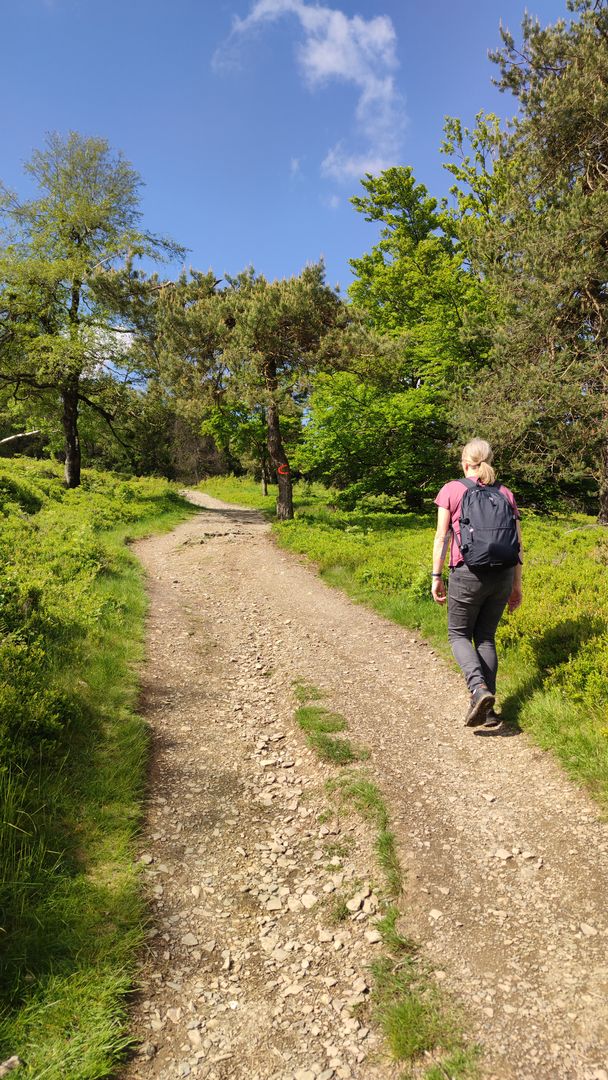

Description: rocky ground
[121,492,608,1080]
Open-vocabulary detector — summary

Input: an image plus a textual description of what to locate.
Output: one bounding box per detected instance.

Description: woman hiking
[431,439,523,727]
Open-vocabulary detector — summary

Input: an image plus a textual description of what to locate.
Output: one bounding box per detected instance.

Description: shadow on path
[186,498,267,528]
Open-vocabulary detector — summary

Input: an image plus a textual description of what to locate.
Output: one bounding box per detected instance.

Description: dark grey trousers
[447,564,515,694]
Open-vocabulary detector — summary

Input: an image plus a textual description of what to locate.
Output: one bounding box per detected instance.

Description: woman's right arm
[432,506,451,605]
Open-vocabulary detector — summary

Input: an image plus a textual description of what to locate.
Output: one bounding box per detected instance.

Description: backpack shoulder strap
[489,483,513,507]
[457,478,477,490]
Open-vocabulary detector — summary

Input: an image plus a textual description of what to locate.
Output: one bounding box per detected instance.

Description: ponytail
[462,439,496,485]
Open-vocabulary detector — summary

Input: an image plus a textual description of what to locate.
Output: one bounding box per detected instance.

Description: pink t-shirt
[435,480,520,568]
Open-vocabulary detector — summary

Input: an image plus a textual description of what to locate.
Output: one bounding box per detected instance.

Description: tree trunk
[266,397,293,520]
[599,438,608,525]
[62,382,81,488]
[261,457,269,497]
[63,278,83,488]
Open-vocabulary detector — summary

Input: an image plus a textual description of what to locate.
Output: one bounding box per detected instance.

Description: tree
[443,1,608,517]
[0,132,182,486]
[223,265,345,518]
[304,166,489,503]
[156,264,344,519]
[349,166,489,391]
[200,402,301,494]
[293,370,445,508]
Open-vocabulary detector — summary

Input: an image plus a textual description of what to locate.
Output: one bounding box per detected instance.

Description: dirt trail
[123,492,608,1080]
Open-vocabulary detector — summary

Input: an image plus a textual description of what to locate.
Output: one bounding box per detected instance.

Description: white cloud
[215,0,406,183]
[290,156,301,177]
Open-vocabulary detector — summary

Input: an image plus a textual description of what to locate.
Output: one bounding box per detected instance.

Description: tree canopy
[0,131,181,486]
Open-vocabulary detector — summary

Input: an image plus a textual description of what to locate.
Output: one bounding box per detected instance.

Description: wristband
[431,572,443,578]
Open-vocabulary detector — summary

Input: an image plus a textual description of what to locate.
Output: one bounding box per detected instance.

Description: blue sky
[2,0,567,291]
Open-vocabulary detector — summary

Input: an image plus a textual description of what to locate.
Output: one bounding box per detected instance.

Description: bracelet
[431,572,443,578]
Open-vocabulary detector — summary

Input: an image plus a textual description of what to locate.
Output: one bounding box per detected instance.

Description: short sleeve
[434,483,452,510]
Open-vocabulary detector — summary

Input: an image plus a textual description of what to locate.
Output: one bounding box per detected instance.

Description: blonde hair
[462,438,496,485]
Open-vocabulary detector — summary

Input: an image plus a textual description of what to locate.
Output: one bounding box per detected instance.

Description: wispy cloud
[290,156,301,177]
[214,0,406,182]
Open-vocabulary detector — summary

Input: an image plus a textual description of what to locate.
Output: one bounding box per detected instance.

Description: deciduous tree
[0,132,182,486]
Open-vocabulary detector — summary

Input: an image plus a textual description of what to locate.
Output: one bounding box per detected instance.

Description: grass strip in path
[293,680,479,1080]
[293,682,367,765]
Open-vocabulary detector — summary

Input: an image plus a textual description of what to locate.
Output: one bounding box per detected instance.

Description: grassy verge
[201,475,608,809]
[0,461,197,1078]
[294,680,478,1079]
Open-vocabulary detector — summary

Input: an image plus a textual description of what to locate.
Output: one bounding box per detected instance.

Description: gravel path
[122,492,608,1080]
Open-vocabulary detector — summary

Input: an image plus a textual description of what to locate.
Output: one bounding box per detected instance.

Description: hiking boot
[464,686,495,727]
[483,708,503,729]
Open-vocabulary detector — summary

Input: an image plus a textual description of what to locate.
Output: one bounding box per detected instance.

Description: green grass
[372,956,479,1078]
[293,689,366,763]
[0,460,196,1078]
[329,770,401,896]
[307,730,364,764]
[289,677,476,1078]
[204,474,608,808]
[295,704,347,733]
[293,679,326,705]
[329,895,350,924]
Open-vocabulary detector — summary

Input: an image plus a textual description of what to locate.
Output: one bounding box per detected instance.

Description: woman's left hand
[432,577,447,605]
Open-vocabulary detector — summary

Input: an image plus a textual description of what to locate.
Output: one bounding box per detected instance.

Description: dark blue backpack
[458,479,520,570]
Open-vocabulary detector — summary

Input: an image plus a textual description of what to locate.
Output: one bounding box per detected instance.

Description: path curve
[124,491,608,1080]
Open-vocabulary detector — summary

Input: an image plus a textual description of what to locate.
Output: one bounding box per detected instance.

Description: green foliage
[0,460,193,1074]
[285,665,476,1077]
[328,769,401,894]
[371,957,479,1076]
[323,165,492,505]
[294,701,363,762]
[349,167,487,382]
[293,371,446,506]
[325,760,475,1077]
[376,905,415,954]
[292,679,325,704]
[0,462,186,764]
[307,731,363,764]
[158,262,346,517]
[375,967,445,1060]
[441,3,608,515]
[329,895,350,924]
[198,474,330,515]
